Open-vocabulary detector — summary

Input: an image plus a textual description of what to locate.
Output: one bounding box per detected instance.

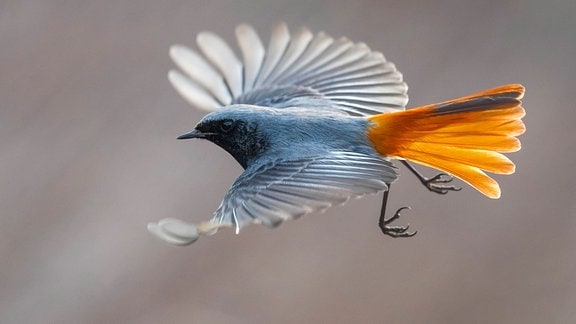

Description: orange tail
[367,84,526,198]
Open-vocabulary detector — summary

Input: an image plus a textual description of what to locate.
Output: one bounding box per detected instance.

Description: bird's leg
[379,184,417,238]
[401,160,462,194]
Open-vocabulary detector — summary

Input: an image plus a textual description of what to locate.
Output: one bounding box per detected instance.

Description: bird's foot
[422,173,462,194]
[379,206,417,238]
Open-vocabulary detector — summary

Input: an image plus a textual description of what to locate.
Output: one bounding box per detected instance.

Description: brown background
[2,0,575,323]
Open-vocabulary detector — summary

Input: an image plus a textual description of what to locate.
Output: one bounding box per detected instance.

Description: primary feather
[168,22,408,116]
[216,151,397,232]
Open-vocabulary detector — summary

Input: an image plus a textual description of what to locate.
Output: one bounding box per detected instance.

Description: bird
[147,22,526,246]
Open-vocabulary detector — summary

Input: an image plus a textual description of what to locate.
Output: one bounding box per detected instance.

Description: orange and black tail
[367,84,526,199]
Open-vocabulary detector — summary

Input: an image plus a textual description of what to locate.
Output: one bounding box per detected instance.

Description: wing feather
[169,45,231,105]
[275,32,334,82]
[263,27,314,84]
[196,31,243,98]
[210,151,397,232]
[167,70,222,111]
[170,23,408,115]
[254,22,291,87]
[235,24,265,93]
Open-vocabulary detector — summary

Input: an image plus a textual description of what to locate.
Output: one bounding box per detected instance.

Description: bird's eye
[219,119,235,133]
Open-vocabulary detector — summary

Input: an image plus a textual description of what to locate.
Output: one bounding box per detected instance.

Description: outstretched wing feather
[210,151,397,232]
[235,24,265,93]
[170,23,408,115]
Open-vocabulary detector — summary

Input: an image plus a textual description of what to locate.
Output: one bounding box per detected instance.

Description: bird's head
[177,106,270,169]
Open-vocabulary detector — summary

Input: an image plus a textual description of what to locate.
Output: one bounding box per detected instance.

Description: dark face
[178,117,269,169]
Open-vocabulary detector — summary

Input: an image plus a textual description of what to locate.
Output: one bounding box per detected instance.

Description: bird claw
[379,206,417,238]
[422,173,462,194]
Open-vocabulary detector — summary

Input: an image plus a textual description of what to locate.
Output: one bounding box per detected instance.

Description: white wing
[169,22,408,116]
[212,151,398,232]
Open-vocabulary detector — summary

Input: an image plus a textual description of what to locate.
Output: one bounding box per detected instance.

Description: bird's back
[227,105,378,162]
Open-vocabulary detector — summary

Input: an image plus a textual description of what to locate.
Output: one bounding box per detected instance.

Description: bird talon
[428,173,450,182]
[384,224,410,233]
[379,206,417,238]
[423,173,462,194]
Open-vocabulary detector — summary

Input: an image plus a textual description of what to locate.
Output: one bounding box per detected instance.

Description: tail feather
[367,84,526,198]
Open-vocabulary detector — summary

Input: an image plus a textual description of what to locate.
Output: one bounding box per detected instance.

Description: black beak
[177,129,206,140]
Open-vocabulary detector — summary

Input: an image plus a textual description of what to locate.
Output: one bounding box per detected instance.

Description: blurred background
[1,0,575,323]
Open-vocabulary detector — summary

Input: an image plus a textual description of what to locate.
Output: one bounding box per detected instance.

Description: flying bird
[147,22,526,246]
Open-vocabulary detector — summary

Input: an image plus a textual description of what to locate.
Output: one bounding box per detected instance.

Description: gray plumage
[183,105,398,231]
[149,23,408,244]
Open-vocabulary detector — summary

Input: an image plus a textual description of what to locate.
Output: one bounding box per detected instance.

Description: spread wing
[168,22,408,116]
[211,151,398,233]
